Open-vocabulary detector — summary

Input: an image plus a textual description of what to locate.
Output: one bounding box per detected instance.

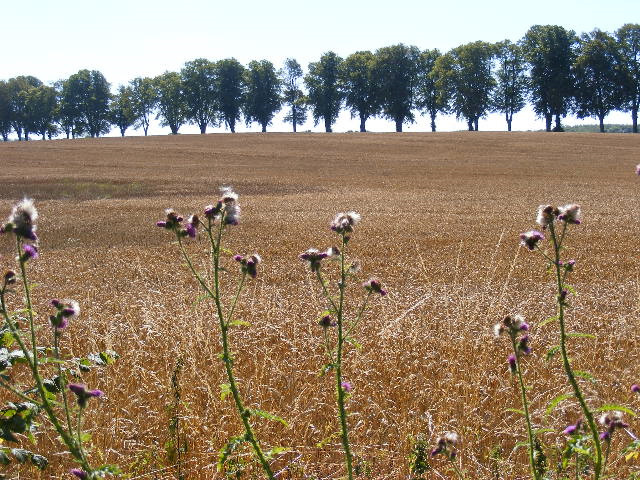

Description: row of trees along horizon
[1,23,639,141]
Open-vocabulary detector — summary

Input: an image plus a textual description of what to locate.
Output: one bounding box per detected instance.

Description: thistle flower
[50,299,80,329]
[518,334,532,354]
[330,211,361,235]
[70,469,88,479]
[519,230,545,250]
[234,253,262,278]
[495,315,528,337]
[508,354,517,374]
[431,432,459,460]
[3,198,38,242]
[341,381,353,393]
[3,270,16,286]
[68,383,103,408]
[20,244,38,262]
[536,204,555,229]
[220,186,238,204]
[632,384,640,393]
[598,410,628,442]
[362,278,387,296]
[156,208,183,230]
[204,201,223,220]
[219,187,241,225]
[300,248,330,272]
[636,164,640,176]
[563,420,581,435]
[557,204,581,224]
[319,315,337,328]
[185,215,199,238]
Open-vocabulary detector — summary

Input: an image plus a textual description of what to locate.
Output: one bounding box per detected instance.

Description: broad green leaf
[248,409,288,427]
[505,408,525,415]
[345,337,362,349]
[596,404,636,417]
[574,370,597,383]
[563,284,577,295]
[539,315,559,328]
[546,393,572,416]
[546,345,561,361]
[264,446,291,460]
[566,332,596,340]
[228,320,251,328]
[220,383,231,401]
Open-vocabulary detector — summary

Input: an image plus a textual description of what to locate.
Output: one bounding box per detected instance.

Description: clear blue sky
[3,0,638,133]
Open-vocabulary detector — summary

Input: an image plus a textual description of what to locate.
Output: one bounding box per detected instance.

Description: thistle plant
[494,315,542,480]
[157,187,280,480]
[520,203,603,479]
[430,432,465,479]
[300,211,386,480]
[0,198,118,479]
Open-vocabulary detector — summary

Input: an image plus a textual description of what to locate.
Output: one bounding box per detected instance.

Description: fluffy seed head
[557,204,581,224]
[7,198,38,242]
[330,211,361,234]
[536,204,555,229]
[519,230,545,250]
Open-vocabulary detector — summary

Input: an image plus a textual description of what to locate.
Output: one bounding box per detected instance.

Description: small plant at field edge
[430,432,465,479]
[300,211,386,480]
[408,434,431,479]
[0,198,119,479]
[520,203,610,479]
[493,314,545,480]
[157,187,286,480]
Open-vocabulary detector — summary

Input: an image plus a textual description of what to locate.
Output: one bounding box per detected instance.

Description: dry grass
[0,132,639,479]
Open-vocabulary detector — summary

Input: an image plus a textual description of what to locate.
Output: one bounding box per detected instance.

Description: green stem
[548,222,602,479]
[510,334,540,480]
[208,220,275,480]
[226,273,246,327]
[315,269,338,313]
[335,234,354,480]
[0,379,40,404]
[343,293,371,340]
[54,329,74,438]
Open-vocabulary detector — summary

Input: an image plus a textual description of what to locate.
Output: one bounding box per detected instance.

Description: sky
[2,0,639,135]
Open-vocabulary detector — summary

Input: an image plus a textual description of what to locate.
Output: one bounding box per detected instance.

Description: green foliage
[416,49,448,132]
[154,71,187,134]
[64,69,112,137]
[305,51,344,132]
[493,40,528,131]
[109,85,136,137]
[0,80,11,141]
[522,25,577,131]
[408,434,431,479]
[215,58,246,133]
[243,60,282,132]
[130,76,158,136]
[616,23,640,132]
[0,447,47,470]
[339,51,380,132]
[280,58,307,132]
[0,402,39,442]
[6,76,43,140]
[373,44,421,132]
[574,29,624,131]
[181,58,217,134]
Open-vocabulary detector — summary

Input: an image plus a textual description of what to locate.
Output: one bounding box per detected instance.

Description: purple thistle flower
[21,244,38,261]
[632,384,640,393]
[341,381,353,392]
[6,198,38,242]
[519,230,545,250]
[234,253,261,278]
[563,420,581,435]
[536,204,555,229]
[319,315,337,328]
[636,164,640,176]
[185,223,197,238]
[508,354,517,374]
[363,278,387,296]
[518,335,532,354]
[70,469,88,479]
[156,221,167,228]
[600,430,611,442]
[330,211,361,235]
[557,204,581,225]
[300,248,329,272]
[3,270,16,286]
[68,383,103,408]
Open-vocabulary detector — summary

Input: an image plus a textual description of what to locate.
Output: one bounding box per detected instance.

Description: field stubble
[0,132,639,478]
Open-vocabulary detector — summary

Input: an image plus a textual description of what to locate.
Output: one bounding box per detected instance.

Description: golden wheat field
[1,132,639,479]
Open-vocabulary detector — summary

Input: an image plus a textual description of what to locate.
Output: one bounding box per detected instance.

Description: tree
[305,51,344,132]
[373,44,421,132]
[7,76,43,140]
[493,40,528,131]
[416,49,448,132]
[110,85,136,137]
[65,70,112,137]
[58,78,85,139]
[154,71,186,134]
[522,25,577,131]
[181,58,217,134]
[280,58,307,132]
[0,81,12,141]
[25,85,58,140]
[434,42,496,131]
[339,51,379,132]
[215,58,245,133]
[243,60,282,132]
[574,29,623,133]
[130,77,157,136]
[617,23,640,133]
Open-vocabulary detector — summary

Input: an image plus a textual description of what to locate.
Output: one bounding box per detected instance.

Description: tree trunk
[170,125,179,135]
[632,108,638,133]
[292,106,297,132]
[554,114,562,132]
[507,119,512,132]
[599,115,605,133]
[229,119,236,133]
[430,114,436,133]
[24,132,29,141]
[506,112,512,132]
[359,114,366,133]
[474,117,479,131]
[1,133,7,141]
[144,125,149,136]
[467,119,474,131]
[545,114,552,132]
[42,133,46,140]
[120,127,125,137]
[199,123,207,134]
[261,123,266,133]
[324,117,332,133]
[395,117,403,133]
